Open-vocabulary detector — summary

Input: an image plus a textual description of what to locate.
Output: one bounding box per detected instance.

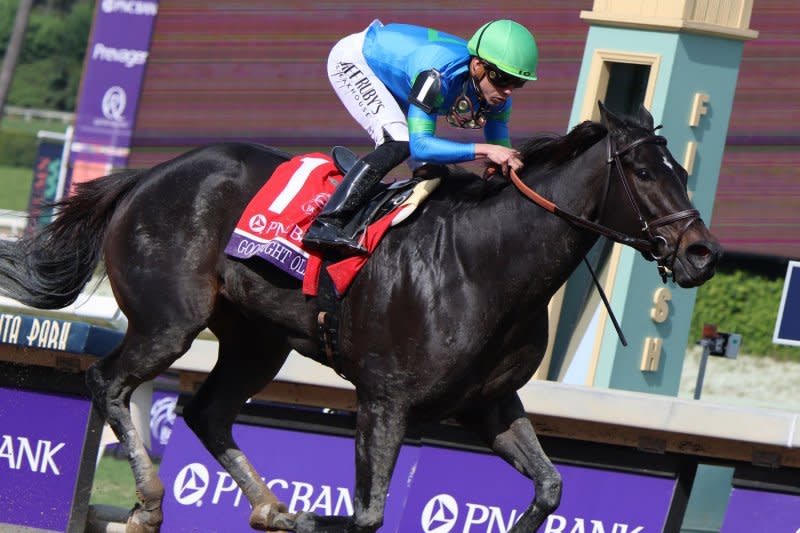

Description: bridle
[509,131,701,283]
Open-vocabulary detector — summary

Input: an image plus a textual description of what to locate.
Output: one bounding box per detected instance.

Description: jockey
[302,19,539,256]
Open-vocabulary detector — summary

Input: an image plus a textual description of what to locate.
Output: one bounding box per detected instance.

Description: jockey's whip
[583,256,628,347]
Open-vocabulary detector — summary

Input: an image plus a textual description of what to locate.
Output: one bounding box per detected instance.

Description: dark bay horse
[0,103,720,532]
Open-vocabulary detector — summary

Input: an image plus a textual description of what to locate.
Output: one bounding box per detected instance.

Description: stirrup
[303,221,367,257]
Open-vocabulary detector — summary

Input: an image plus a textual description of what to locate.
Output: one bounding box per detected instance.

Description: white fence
[0,210,27,239]
[4,105,74,124]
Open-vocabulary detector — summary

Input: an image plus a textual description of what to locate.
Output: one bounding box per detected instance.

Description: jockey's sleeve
[407,105,475,164]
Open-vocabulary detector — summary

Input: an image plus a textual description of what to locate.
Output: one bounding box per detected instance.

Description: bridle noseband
[509,131,701,283]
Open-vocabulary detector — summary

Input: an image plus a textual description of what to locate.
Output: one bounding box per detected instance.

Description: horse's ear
[637,103,655,130]
[598,101,624,132]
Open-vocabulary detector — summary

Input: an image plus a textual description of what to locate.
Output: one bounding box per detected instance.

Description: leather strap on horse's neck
[508,167,654,252]
[508,133,701,255]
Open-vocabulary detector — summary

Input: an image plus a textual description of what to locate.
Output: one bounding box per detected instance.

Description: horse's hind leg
[459,393,562,531]
[86,325,203,533]
[183,308,294,531]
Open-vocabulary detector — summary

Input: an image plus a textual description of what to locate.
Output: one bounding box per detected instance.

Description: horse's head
[597,102,722,288]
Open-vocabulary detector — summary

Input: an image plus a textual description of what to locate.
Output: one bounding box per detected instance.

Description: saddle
[227,146,440,293]
[329,146,437,241]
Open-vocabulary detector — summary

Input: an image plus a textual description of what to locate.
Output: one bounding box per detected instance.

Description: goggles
[484,63,526,89]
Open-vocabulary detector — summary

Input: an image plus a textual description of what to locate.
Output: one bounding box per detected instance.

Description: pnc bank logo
[421,494,459,533]
[249,214,268,233]
[173,463,210,505]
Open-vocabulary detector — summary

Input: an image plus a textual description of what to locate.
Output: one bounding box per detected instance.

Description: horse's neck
[488,140,608,300]
[542,139,608,220]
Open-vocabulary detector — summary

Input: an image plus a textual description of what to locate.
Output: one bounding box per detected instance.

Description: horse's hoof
[249,501,292,530]
[270,511,298,531]
[125,505,162,533]
[294,511,351,533]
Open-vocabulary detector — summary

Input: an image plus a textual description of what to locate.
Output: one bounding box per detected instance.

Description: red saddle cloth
[224,153,400,297]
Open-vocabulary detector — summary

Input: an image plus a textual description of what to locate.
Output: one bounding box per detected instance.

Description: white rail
[0,210,27,239]
[1,284,798,467]
[4,105,75,124]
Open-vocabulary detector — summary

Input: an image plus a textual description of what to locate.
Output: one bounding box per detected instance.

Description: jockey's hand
[475,143,523,176]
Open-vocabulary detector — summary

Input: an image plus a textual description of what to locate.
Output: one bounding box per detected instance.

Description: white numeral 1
[268,157,329,214]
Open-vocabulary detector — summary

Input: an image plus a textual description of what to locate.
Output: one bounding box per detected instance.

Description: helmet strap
[469,58,488,103]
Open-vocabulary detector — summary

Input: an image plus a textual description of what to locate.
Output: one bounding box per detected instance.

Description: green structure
[540,3,759,531]
[545,1,758,398]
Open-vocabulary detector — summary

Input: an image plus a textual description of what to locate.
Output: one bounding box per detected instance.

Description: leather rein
[509,132,701,283]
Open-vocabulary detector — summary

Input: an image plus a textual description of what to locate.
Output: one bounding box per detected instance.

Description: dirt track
[679,346,800,412]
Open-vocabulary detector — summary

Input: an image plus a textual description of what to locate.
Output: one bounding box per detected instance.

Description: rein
[508,131,702,346]
[509,132,701,282]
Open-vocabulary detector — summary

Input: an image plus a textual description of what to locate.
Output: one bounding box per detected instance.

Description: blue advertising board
[71,0,158,167]
[0,311,122,356]
[159,416,679,532]
[0,386,95,531]
[720,486,800,532]
[160,418,419,532]
[774,260,800,346]
[0,314,119,531]
[400,445,675,533]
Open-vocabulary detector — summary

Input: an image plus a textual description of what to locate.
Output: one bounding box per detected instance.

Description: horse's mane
[517,120,608,171]
[430,120,609,207]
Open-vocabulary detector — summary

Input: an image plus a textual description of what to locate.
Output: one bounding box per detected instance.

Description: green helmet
[467,20,538,81]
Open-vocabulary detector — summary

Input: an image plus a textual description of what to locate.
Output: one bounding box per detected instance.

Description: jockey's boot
[302,159,382,256]
[303,137,410,256]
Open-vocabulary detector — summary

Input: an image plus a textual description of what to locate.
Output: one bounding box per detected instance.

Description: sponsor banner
[0,312,90,353]
[160,417,677,532]
[0,312,122,356]
[103,388,177,458]
[225,155,337,280]
[25,138,64,233]
[0,386,92,530]
[72,0,158,166]
[226,233,309,280]
[402,445,674,533]
[148,390,178,458]
[774,260,800,346]
[160,418,419,532]
[720,487,800,532]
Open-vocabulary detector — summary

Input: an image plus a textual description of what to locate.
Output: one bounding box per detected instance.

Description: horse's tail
[0,169,144,309]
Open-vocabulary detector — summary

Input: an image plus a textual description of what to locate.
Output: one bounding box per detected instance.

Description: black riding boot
[303,138,410,256]
[302,160,383,256]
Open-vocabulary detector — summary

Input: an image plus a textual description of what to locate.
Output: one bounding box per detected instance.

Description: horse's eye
[635,168,652,181]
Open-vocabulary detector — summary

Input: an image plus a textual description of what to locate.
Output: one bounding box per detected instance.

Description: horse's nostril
[687,241,721,266]
[688,244,711,257]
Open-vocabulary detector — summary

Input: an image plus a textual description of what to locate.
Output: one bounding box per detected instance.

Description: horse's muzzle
[674,237,723,288]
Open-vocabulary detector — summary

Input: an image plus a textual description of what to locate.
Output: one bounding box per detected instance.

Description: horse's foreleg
[183,323,293,532]
[351,399,408,532]
[460,393,562,532]
[293,398,408,533]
